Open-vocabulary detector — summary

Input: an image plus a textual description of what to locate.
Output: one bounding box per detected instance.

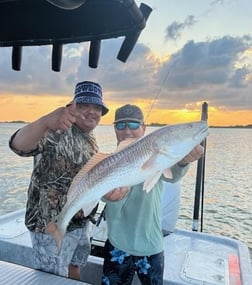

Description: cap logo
[123,108,134,115]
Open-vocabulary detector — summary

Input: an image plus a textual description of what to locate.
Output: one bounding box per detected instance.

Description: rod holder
[89,40,101,68]
[12,46,22,71]
[52,43,63,72]
[117,3,152,62]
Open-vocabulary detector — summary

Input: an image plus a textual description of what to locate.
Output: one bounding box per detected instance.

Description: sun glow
[0,95,251,127]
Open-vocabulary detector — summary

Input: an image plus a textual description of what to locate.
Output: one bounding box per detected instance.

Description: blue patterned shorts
[101,239,164,285]
[30,222,90,277]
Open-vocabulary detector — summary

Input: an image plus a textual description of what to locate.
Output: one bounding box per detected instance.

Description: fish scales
[57,137,155,234]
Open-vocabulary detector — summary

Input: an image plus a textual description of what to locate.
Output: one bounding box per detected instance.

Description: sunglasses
[115,121,141,130]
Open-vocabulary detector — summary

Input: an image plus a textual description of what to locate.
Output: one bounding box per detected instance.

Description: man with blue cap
[9,81,109,280]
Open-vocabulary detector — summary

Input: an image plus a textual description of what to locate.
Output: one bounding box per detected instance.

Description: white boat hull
[0,209,251,285]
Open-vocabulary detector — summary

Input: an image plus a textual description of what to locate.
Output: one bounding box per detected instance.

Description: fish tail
[45,222,64,252]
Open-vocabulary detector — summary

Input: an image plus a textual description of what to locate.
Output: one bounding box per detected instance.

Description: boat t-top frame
[0,0,152,71]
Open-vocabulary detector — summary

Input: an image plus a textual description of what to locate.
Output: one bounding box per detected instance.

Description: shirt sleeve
[9,129,42,157]
[162,163,190,183]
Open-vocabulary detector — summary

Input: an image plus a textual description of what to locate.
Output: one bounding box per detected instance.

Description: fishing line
[145,74,168,123]
[145,58,176,124]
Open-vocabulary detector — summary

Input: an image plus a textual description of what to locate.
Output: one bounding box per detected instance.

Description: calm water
[0,123,251,260]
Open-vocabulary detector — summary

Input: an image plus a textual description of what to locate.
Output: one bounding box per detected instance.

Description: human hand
[44,101,84,131]
[178,144,204,167]
[104,187,130,201]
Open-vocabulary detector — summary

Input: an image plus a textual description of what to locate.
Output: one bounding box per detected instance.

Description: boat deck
[0,209,251,285]
[0,260,88,285]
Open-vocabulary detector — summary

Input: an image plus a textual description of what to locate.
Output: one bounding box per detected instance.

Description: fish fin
[114,138,138,152]
[68,152,110,197]
[143,171,162,193]
[163,168,173,179]
[77,152,109,174]
[82,199,100,217]
[141,149,171,172]
[45,222,64,253]
[141,151,162,171]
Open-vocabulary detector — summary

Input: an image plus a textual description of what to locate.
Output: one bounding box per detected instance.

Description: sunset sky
[0,0,251,126]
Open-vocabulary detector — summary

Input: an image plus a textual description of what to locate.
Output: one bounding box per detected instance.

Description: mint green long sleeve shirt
[104,164,189,256]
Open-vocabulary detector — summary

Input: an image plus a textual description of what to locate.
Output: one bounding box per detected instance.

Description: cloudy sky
[0,0,251,126]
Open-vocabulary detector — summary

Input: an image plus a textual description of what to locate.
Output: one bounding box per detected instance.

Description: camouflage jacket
[9,124,98,232]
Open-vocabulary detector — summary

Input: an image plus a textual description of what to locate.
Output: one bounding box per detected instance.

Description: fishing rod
[192,102,208,232]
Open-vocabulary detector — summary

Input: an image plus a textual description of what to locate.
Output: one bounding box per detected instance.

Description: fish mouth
[193,122,209,141]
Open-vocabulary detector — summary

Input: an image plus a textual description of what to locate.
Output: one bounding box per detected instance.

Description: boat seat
[0,260,90,285]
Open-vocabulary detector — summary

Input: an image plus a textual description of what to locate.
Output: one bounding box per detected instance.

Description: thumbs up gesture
[44,101,82,131]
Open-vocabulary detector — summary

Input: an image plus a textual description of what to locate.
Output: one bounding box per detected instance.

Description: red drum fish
[46,121,209,249]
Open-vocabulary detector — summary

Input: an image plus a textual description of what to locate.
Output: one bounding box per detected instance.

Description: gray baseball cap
[114,104,144,123]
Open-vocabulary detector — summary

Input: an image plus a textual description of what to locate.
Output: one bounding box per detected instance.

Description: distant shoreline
[0,120,29,124]
[148,123,252,129]
[1,121,251,129]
